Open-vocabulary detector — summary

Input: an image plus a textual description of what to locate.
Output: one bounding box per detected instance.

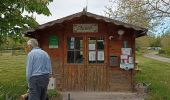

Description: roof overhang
[24,10,147,38]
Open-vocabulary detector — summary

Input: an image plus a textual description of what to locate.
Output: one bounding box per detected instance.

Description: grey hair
[27,39,39,48]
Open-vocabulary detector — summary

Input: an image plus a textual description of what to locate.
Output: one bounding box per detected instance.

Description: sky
[34,0,170,35]
[35,0,110,24]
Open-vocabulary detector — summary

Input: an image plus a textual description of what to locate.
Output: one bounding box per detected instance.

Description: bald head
[27,39,39,48]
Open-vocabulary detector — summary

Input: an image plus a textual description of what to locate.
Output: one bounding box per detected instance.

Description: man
[26,39,52,100]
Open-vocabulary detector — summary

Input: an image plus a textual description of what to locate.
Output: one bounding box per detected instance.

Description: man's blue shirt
[26,48,52,81]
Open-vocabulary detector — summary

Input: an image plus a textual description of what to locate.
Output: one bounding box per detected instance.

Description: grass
[135,53,170,100]
[0,53,27,99]
[1,52,170,100]
[0,53,59,99]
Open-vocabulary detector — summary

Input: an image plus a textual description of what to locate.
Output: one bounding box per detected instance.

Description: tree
[136,36,150,48]
[150,37,162,47]
[0,0,53,45]
[105,0,170,31]
[145,0,170,18]
[161,30,170,49]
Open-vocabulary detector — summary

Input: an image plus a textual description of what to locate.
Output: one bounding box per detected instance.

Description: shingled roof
[24,10,147,37]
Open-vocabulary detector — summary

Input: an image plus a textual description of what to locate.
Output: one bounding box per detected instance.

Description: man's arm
[26,53,33,82]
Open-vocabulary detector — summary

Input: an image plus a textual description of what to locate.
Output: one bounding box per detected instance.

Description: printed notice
[89,44,95,50]
[89,51,96,61]
[97,51,104,61]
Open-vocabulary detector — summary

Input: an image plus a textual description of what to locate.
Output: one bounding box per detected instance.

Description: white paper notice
[89,44,95,50]
[121,48,132,55]
[97,51,104,61]
[120,55,128,59]
[70,37,75,49]
[89,51,96,61]
[129,57,133,63]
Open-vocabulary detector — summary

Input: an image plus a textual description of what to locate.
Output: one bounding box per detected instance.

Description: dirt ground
[60,92,145,100]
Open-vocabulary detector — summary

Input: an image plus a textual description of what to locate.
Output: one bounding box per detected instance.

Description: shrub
[159,49,166,54]
[47,89,59,98]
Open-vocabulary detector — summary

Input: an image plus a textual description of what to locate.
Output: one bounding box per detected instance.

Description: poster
[120,64,134,70]
[70,37,75,49]
[89,44,95,50]
[49,36,59,48]
[89,51,96,61]
[121,48,132,55]
[97,51,104,61]
[120,55,128,59]
[128,57,133,63]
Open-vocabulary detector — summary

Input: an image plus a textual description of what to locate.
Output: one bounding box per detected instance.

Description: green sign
[49,35,58,48]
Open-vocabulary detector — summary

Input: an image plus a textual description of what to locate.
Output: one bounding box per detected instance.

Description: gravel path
[143,53,170,63]
[61,92,145,100]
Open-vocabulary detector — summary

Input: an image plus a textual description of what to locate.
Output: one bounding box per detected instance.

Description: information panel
[73,24,98,33]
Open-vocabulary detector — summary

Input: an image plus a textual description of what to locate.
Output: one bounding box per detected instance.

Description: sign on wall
[73,24,98,33]
[97,51,104,61]
[49,35,59,48]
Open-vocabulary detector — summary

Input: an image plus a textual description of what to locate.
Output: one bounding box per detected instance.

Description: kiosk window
[88,37,104,63]
[67,37,83,63]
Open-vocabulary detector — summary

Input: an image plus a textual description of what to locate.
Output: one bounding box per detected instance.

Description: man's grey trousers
[28,74,49,100]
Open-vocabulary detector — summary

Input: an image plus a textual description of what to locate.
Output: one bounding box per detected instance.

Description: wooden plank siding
[62,64,109,91]
[24,11,147,92]
[35,16,136,92]
[108,69,133,91]
[86,65,108,91]
[62,65,132,91]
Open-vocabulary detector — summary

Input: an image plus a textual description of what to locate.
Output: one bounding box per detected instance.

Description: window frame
[88,36,105,64]
[67,36,84,64]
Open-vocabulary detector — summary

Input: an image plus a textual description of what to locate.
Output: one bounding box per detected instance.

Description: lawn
[135,53,170,100]
[0,52,170,100]
[0,53,27,99]
[0,53,59,99]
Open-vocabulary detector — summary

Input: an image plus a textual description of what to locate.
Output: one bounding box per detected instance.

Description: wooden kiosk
[24,10,147,92]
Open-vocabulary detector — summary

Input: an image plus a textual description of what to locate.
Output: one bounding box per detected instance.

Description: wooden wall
[63,65,109,91]
[35,15,136,91]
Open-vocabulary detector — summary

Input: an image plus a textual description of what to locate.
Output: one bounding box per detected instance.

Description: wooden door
[63,36,85,91]
[85,36,109,91]
[63,35,109,91]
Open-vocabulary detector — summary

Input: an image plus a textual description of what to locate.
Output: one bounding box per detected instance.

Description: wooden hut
[24,10,147,92]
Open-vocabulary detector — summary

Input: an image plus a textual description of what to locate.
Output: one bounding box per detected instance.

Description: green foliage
[159,49,166,54]
[159,48,170,58]
[161,31,170,49]
[158,30,170,57]
[47,89,59,98]
[149,37,161,47]
[136,30,170,55]
[136,35,159,52]
[135,54,170,100]
[136,36,151,48]
[0,0,53,44]
[105,0,153,29]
